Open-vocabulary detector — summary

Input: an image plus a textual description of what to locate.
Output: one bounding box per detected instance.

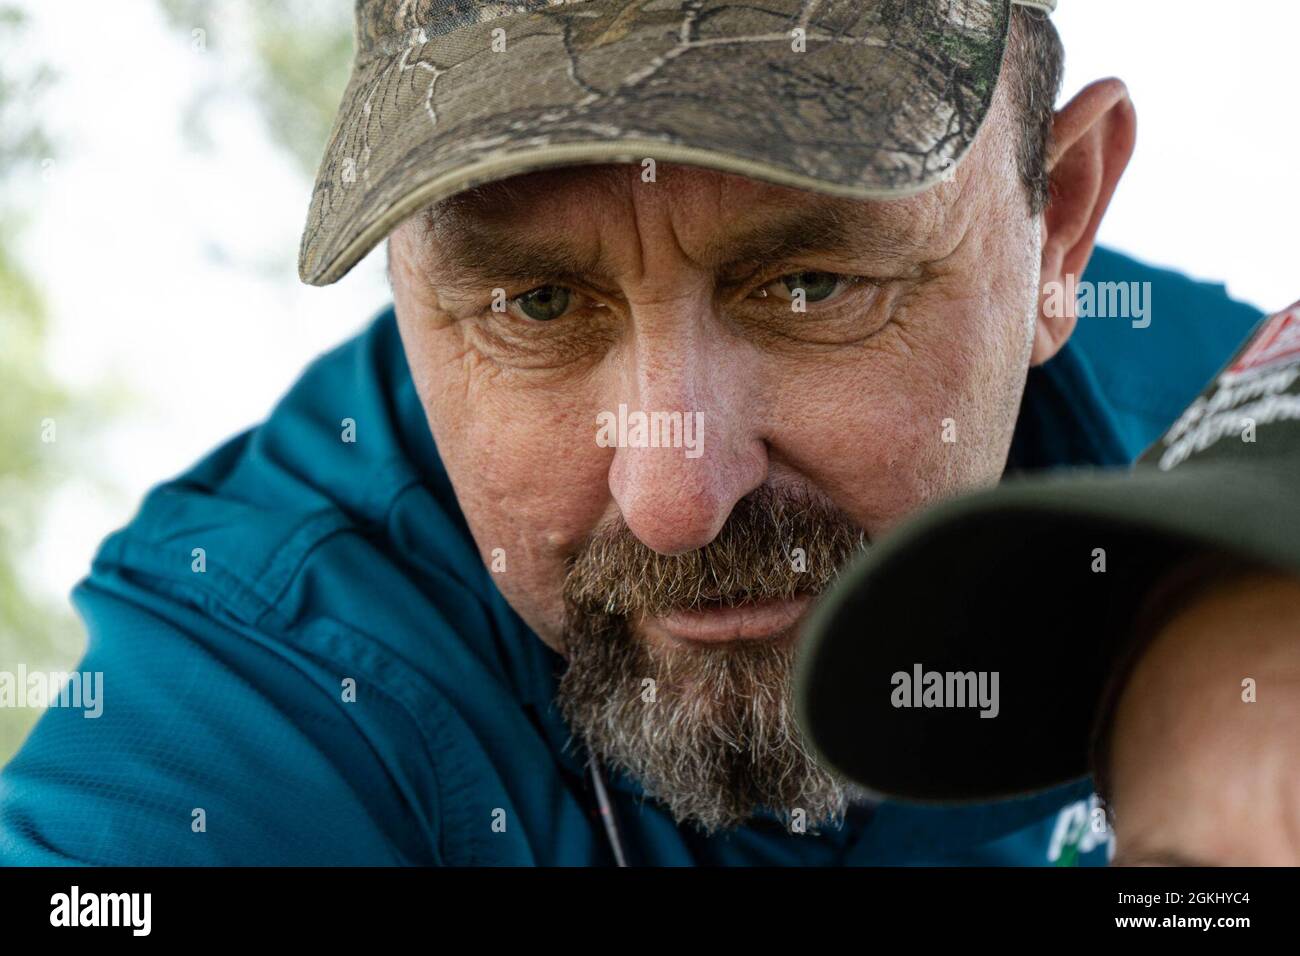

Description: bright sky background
[10,0,1300,614]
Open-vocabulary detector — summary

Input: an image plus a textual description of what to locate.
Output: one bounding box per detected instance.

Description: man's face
[389,85,1045,829]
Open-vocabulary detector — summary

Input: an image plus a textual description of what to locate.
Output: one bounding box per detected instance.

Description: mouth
[638,593,815,645]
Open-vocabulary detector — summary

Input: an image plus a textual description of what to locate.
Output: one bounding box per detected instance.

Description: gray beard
[555,484,871,834]
[557,611,864,834]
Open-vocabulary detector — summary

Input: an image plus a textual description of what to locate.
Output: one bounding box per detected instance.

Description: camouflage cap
[299,0,1058,285]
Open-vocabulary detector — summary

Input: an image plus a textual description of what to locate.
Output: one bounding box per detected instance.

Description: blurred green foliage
[158,0,354,177]
[1,0,353,764]
[0,4,85,761]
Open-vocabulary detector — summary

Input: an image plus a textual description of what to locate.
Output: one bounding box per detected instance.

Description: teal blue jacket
[0,248,1263,865]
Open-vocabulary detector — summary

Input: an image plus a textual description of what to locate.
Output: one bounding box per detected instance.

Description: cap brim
[300,0,1012,285]
[794,461,1300,804]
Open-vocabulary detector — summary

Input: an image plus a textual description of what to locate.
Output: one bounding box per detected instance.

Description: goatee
[557,484,870,833]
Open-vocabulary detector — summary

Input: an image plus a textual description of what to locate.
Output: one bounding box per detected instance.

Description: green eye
[512,285,572,322]
[780,271,840,302]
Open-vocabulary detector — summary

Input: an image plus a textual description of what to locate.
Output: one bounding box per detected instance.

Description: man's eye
[508,285,573,322]
[753,271,851,305]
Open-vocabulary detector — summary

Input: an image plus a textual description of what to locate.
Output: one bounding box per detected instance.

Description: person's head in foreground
[796,296,1300,863]
[297,0,1134,832]
[1093,562,1300,866]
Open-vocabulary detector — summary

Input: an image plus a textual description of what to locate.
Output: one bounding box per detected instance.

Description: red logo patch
[1226,302,1300,380]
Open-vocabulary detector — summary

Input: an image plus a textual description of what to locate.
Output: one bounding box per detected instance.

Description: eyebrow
[1111,849,1217,867]
[421,197,916,294]
[424,224,609,294]
[697,207,894,275]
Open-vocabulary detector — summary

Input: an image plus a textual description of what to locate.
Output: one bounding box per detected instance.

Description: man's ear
[1032,78,1137,366]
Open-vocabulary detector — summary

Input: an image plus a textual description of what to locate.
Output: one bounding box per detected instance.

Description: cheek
[404,324,610,643]
[768,285,1029,536]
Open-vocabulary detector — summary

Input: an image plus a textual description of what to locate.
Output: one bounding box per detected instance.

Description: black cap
[795,300,1300,803]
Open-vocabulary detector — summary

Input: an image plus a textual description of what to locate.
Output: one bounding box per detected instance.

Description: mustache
[563,484,869,619]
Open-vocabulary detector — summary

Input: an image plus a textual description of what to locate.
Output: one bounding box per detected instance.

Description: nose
[605,318,767,555]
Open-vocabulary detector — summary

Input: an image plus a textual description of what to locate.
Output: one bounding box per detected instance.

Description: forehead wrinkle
[417,178,935,294]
